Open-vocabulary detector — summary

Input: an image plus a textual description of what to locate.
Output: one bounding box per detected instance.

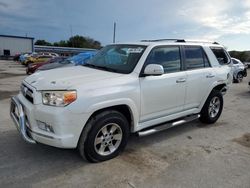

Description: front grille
[21,83,34,103]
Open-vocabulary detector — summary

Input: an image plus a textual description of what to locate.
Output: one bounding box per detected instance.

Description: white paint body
[15,42,231,148]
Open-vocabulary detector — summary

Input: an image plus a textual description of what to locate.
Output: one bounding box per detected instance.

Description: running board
[138,114,200,137]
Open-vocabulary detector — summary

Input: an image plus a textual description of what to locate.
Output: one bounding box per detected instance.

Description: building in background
[0,34,97,59]
[0,35,34,58]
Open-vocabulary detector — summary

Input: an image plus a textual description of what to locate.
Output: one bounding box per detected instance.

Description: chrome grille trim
[21,83,34,103]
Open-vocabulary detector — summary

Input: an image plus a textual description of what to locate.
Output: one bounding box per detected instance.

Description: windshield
[84,44,146,74]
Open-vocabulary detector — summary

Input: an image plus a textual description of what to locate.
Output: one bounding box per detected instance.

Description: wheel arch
[212,83,227,92]
[77,104,133,162]
[199,82,227,111]
[233,69,243,79]
[88,104,134,131]
[79,103,137,140]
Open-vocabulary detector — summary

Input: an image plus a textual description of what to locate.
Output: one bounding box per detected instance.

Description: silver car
[231,58,248,83]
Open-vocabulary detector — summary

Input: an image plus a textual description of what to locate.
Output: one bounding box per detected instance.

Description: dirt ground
[0,60,250,188]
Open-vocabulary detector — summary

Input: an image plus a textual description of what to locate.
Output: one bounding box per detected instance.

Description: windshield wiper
[83,63,118,72]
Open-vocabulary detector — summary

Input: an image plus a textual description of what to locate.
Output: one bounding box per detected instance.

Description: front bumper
[243,68,247,77]
[10,96,36,144]
[10,93,90,148]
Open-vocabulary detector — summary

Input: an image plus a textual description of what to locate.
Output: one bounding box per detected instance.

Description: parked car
[10,39,231,162]
[13,53,21,61]
[36,51,97,72]
[19,52,36,64]
[23,55,54,66]
[26,56,67,74]
[20,52,58,65]
[244,62,250,68]
[231,58,247,83]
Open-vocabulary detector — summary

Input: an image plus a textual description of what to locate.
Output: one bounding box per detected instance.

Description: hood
[25,66,122,90]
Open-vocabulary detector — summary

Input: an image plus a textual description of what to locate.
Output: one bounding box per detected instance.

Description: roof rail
[140,39,185,42]
[183,40,220,45]
[140,39,220,45]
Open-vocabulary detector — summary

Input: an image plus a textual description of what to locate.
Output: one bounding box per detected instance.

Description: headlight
[42,90,77,107]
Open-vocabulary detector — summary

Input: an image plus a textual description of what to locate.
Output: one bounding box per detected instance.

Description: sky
[1,0,250,51]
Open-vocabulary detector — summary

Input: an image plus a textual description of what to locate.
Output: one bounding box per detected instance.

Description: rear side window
[232,59,238,64]
[210,47,231,65]
[145,46,181,73]
[184,46,210,70]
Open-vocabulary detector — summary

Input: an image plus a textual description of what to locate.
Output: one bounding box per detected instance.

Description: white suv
[10,39,232,162]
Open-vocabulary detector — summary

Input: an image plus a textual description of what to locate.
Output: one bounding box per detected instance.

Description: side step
[138,114,200,137]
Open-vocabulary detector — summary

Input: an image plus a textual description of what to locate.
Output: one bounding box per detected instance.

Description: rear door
[183,46,216,110]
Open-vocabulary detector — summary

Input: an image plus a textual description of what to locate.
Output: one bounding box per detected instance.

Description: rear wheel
[236,72,243,83]
[26,69,30,75]
[234,72,243,83]
[78,110,129,162]
[199,90,223,124]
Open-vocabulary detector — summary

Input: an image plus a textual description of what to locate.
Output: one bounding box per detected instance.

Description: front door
[140,46,187,122]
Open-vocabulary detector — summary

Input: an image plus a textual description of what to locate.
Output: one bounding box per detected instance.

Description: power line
[113,22,116,43]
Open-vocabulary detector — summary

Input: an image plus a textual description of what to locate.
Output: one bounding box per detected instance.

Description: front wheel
[236,72,243,83]
[78,110,129,162]
[25,61,33,67]
[199,90,223,124]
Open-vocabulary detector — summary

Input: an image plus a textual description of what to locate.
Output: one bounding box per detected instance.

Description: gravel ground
[0,60,250,188]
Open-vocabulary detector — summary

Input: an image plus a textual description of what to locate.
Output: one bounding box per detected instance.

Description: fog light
[37,121,54,133]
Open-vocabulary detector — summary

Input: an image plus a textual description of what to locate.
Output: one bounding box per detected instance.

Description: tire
[78,110,129,162]
[199,90,223,124]
[234,72,243,83]
[25,61,33,67]
[237,72,243,82]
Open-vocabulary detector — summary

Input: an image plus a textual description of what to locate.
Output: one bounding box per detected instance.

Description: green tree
[68,35,87,48]
[35,40,52,46]
[54,40,68,47]
[229,51,250,62]
[68,35,101,49]
[35,35,102,49]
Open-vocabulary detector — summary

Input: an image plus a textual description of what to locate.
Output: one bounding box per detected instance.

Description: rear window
[184,46,210,70]
[210,47,231,65]
[232,59,239,64]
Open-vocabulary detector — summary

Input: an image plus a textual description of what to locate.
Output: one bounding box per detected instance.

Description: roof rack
[140,39,219,45]
[184,40,220,45]
[140,39,185,42]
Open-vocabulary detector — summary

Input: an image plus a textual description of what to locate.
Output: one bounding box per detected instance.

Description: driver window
[145,46,181,73]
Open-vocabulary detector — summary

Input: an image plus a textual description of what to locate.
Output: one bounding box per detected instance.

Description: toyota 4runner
[10,39,232,162]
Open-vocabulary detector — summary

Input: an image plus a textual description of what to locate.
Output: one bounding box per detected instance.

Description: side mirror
[143,64,164,76]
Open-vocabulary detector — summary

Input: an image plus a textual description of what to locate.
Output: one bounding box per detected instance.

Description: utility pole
[113,22,116,43]
[70,25,73,37]
[70,24,74,47]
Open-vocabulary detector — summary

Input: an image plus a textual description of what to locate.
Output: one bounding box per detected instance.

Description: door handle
[176,78,186,83]
[206,74,215,78]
